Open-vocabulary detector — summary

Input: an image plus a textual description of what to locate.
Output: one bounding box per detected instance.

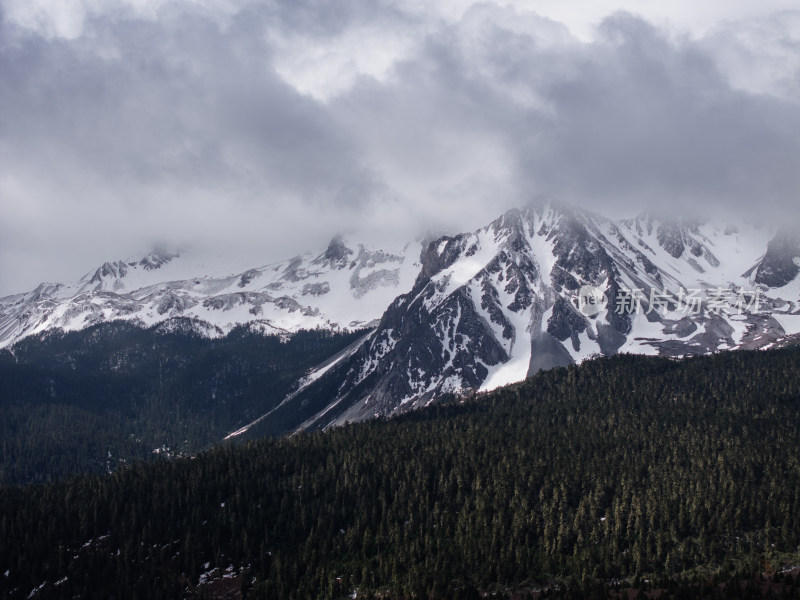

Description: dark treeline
[0,320,366,484]
[2,348,800,599]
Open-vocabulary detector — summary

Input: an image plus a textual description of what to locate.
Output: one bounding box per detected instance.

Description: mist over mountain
[2,200,799,461]
[2,0,800,297]
[4,2,800,598]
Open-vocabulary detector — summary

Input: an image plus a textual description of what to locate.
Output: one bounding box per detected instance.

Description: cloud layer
[2,0,800,295]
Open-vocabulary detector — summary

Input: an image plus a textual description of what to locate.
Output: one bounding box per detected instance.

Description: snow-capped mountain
[4,200,800,439]
[226,201,800,437]
[0,237,424,348]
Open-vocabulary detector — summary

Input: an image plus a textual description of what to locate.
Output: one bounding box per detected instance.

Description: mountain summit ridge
[3,201,800,435]
[0,236,424,347]
[211,201,800,437]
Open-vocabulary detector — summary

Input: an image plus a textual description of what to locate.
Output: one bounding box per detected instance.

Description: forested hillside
[2,348,800,599]
[0,321,366,484]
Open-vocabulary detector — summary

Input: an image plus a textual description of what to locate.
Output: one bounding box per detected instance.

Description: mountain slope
[0,236,423,348]
[233,201,800,436]
[3,201,800,442]
[0,322,366,484]
[3,348,800,599]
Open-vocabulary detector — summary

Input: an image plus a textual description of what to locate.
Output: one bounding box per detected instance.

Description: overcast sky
[1,0,799,296]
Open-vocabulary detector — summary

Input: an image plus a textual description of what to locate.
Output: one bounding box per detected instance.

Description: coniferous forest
[0,321,367,485]
[2,348,800,599]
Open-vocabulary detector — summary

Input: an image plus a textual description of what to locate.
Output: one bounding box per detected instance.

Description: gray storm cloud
[1,0,799,295]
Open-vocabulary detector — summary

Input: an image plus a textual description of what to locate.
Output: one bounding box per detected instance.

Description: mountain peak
[320,235,355,269]
[138,251,178,271]
[753,230,800,287]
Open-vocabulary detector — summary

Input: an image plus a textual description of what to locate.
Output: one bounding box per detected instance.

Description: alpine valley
[2,200,800,482]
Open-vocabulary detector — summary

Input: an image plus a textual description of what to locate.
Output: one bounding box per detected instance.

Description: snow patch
[771,312,800,335]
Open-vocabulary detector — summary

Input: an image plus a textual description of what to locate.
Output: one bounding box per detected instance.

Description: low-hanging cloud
[1,0,799,295]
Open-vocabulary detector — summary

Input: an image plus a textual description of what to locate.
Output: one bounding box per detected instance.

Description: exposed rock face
[90,261,129,285]
[754,232,800,288]
[656,223,686,259]
[233,202,797,436]
[3,201,800,441]
[0,237,424,348]
[547,297,587,350]
[139,251,177,271]
[321,236,354,269]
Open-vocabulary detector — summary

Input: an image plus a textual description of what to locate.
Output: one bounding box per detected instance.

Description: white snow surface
[0,236,423,348]
[5,203,800,415]
[476,268,534,392]
[417,207,800,399]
